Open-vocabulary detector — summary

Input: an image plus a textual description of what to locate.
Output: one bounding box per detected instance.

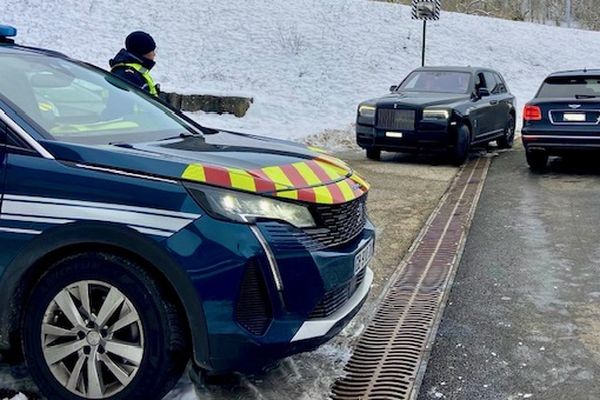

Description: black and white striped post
[411,0,441,67]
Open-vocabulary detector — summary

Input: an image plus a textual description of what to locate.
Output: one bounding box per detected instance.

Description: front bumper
[356,121,454,152]
[165,212,376,373]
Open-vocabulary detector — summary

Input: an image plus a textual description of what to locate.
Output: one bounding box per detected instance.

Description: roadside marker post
[411,0,441,67]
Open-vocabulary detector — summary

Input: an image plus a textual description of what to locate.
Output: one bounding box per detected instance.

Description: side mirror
[477,88,491,98]
[390,85,398,92]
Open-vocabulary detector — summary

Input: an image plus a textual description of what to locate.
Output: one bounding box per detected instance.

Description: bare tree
[372,0,598,30]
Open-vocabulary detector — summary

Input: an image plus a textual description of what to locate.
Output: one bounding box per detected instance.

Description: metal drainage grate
[331,157,490,400]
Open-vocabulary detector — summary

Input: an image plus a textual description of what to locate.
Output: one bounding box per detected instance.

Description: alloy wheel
[41,280,144,399]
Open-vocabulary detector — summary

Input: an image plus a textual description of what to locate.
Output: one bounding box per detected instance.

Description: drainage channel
[331,157,490,400]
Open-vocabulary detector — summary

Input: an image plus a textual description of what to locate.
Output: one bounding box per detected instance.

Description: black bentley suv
[356,67,516,164]
[522,69,600,170]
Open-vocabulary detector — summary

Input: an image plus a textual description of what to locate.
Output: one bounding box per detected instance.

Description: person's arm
[112,67,147,90]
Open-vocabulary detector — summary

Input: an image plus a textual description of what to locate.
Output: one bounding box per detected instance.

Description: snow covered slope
[4,0,600,143]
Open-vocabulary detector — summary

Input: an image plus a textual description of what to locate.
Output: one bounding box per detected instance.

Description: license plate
[354,239,374,275]
[386,131,403,138]
[563,113,586,122]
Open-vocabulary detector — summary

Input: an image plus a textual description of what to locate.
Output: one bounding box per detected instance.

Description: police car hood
[41,130,369,205]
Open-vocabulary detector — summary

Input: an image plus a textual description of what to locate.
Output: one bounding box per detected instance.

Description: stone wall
[160,92,253,117]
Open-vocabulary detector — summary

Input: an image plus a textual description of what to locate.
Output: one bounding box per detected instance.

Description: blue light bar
[0,25,17,38]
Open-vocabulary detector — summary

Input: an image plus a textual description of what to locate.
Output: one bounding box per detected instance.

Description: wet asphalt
[418,146,600,400]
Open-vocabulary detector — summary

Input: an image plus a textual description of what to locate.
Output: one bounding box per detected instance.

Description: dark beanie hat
[125,31,156,58]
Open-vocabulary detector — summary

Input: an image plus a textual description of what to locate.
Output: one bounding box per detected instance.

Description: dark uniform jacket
[109,49,156,94]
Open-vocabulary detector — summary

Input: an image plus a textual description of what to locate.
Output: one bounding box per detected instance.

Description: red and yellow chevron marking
[181,157,369,205]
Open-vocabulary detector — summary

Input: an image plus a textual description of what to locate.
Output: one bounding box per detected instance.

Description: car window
[537,76,600,98]
[483,72,498,93]
[399,71,471,94]
[493,73,507,94]
[475,73,485,91]
[0,51,196,145]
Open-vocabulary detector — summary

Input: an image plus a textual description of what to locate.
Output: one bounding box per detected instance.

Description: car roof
[0,42,68,58]
[547,69,600,78]
[413,66,497,74]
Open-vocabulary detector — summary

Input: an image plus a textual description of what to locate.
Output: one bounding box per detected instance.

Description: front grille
[377,109,416,131]
[309,267,367,319]
[235,260,272,336]
[304,195,368,248]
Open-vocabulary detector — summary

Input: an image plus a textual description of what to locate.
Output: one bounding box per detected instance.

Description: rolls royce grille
[377,109,415,131]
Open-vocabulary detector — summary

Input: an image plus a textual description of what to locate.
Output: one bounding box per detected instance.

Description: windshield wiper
[575,94,599,99]
[157,132,201,141]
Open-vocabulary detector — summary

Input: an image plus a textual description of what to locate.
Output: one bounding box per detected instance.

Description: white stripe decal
[1,214,75,224]
[3,201,193,233]
[130,226,175,237]
[0,227,42,235]
[3,195,201,220]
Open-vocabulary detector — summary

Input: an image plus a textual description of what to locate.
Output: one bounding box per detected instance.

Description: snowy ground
[4,0,600,146]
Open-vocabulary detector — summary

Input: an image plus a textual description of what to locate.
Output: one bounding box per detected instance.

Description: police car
[0,26,375,399]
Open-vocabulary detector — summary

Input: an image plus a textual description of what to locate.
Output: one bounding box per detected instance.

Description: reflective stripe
[112,62,158,96]
[182,164,206,182]
[180,157,369,205]
[228,168,257,192]
[261,166,295,191]
[291,162,322,186]
[336,179,356,202]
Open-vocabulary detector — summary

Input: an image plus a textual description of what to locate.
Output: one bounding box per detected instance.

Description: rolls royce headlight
[358,105,376,118]
[186,184,316,228]
[423,108,450,120]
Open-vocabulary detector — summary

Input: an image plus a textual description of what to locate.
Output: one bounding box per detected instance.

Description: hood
[367,91,470,108]
[41,131,369,205]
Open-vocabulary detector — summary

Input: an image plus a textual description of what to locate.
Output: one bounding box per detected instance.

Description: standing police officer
[109,31,159,96]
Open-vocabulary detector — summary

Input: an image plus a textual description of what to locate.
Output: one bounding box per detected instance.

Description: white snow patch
[4,0,600,146]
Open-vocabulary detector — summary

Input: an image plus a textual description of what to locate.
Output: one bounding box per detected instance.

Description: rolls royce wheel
[451,125,471,165]
[22,253,188,400]
[366,148,381,160]
[497,116,515,149]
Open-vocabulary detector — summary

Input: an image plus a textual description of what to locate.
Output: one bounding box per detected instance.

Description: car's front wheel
[526,151,549,171]
[22,253,188,400]
[451,124,471,165]
[497,116,515,149]
[366,148,381,160]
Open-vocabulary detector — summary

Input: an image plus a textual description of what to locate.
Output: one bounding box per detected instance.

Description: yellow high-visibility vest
[112,62,158,96]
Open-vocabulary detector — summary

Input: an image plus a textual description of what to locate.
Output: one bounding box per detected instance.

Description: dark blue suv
[0,26,375,399]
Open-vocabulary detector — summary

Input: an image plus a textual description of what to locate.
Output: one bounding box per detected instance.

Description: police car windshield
[0,51,198,144]
[399,71,471,94]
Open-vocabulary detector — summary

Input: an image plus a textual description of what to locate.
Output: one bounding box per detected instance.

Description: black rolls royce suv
[356,67,516,164]
[522,69,600,170]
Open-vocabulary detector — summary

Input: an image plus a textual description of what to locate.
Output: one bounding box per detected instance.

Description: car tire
[22,252,188,400]
[497,116,515,149]
[366,148,381,160]
[526,151,548,171]
[451,124,471,165]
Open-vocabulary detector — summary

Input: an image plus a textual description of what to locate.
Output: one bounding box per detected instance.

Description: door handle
[490,100,499,105]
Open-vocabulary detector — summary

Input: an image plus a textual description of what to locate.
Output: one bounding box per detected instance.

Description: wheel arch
[0,221,211,369]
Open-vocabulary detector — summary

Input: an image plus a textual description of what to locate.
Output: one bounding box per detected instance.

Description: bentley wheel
[526,151,548,172]
[23,253,188,400]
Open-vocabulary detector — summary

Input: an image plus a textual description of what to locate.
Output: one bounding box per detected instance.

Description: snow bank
[4,0,600,142]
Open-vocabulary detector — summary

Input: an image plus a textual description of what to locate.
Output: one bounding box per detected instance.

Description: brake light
[524,105,542,121]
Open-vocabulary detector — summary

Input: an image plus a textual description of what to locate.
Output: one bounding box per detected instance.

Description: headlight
[422,108,450,120]
[358,105,376,118]
[186,185,316,228]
